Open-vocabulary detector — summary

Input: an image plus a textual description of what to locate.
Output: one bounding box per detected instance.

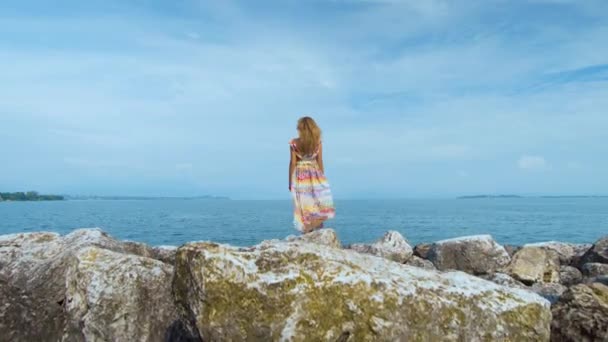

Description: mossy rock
[174,240,551,341]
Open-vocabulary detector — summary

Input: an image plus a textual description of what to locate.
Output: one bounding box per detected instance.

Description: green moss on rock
[173,240,551,341]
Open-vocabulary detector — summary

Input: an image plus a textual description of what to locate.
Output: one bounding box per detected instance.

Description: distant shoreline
[0,192,229,202]
[0,192,64,202]
[458,194,608,199]
[64,195,231,201]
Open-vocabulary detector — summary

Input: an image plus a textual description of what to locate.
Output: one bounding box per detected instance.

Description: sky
[1,0,607,199]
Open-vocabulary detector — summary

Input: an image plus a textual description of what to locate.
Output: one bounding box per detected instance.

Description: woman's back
[290,138,321,161]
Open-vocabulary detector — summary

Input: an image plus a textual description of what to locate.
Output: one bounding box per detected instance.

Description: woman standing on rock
[289,116,336,233]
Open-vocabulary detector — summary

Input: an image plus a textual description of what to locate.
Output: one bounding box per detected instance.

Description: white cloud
[518,156,549,171]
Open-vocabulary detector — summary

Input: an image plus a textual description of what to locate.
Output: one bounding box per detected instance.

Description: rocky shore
[1,228,606,341]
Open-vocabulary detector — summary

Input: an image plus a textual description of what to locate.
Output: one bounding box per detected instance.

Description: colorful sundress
[290,139,336,231]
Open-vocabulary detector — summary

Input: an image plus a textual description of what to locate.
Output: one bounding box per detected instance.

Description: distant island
[65,195,230,201]
[458,194,607,199]
[458,195,523,199]
[0,191,64,202]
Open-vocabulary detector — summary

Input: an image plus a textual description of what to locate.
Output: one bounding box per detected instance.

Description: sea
[0,198,606,247]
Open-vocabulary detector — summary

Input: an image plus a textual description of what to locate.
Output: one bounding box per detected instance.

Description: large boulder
[0,231,63,289]
[63,246,178,341]
[525,241,591,265]
[0,277,66,341]
[581,263,608,278]
[0,228,171,303]
[579,236,608,265]
[173,239,551,341]
[560,266,583,287]
[551,283,608,341]
[348,231,413,263]
[426,235,511,275]
[286,228,341,249]
[508,246,560,285]
[0,229,180,341]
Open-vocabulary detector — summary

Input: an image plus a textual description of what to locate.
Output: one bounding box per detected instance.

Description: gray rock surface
[525,241,591,265]
[286,228,341,248]
[580,236,608,265]
[581,262,608,278]
[426,235,511,275]
[0,228,173,303]
[413,243,432,259]
[0,277,66,342]
[551,283,608,341]
[531,283,568,305]
[63,246,178,341]
[504,245,521,257]
[348,231,413,263]
[405,255,436,270]
[560,265,583,287]
[479,273,527,289]
[0,229,179,341]
[585,275,608,286]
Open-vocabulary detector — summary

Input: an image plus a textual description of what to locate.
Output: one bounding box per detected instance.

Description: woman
[289,116,336,233]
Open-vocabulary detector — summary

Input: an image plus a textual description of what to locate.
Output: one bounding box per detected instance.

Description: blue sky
[1,0,607,199]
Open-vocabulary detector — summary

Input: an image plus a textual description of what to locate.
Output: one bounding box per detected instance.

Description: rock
[0,231,62,289]
[581,263,608,278]
[585,275,608,286]
[173,239,551,341]
[0,278,65,341]
[63,246,178,341]
[122,240,157,257]
[152,245,178,265]
[560,266,583,286]
[508,246,560,285]
[525,241,591,265]
[571,243,594,267]
[580,236,608,265]
[286,228,341,248]
[551,283,608,341]
[504,245,521,257]
[531,283,568,305]
[426,235,511,275]
[122,242,177,265]
[0,229,182,341]
[0,228,170,303]
[479,273,526,289]
[405,255,436,270]
[348,231,413,263]
[413,243,432,259]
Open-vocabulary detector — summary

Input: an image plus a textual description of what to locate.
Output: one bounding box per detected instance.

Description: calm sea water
[0,198,606,247]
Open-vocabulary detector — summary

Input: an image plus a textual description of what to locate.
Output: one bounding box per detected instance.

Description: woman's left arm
[316,142,325,174]
[289,144,297,191]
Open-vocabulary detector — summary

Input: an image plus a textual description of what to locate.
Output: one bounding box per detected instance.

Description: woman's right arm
[316,142,324,174]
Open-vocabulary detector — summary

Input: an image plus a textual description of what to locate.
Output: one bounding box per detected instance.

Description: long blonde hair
[297,116,322,155]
